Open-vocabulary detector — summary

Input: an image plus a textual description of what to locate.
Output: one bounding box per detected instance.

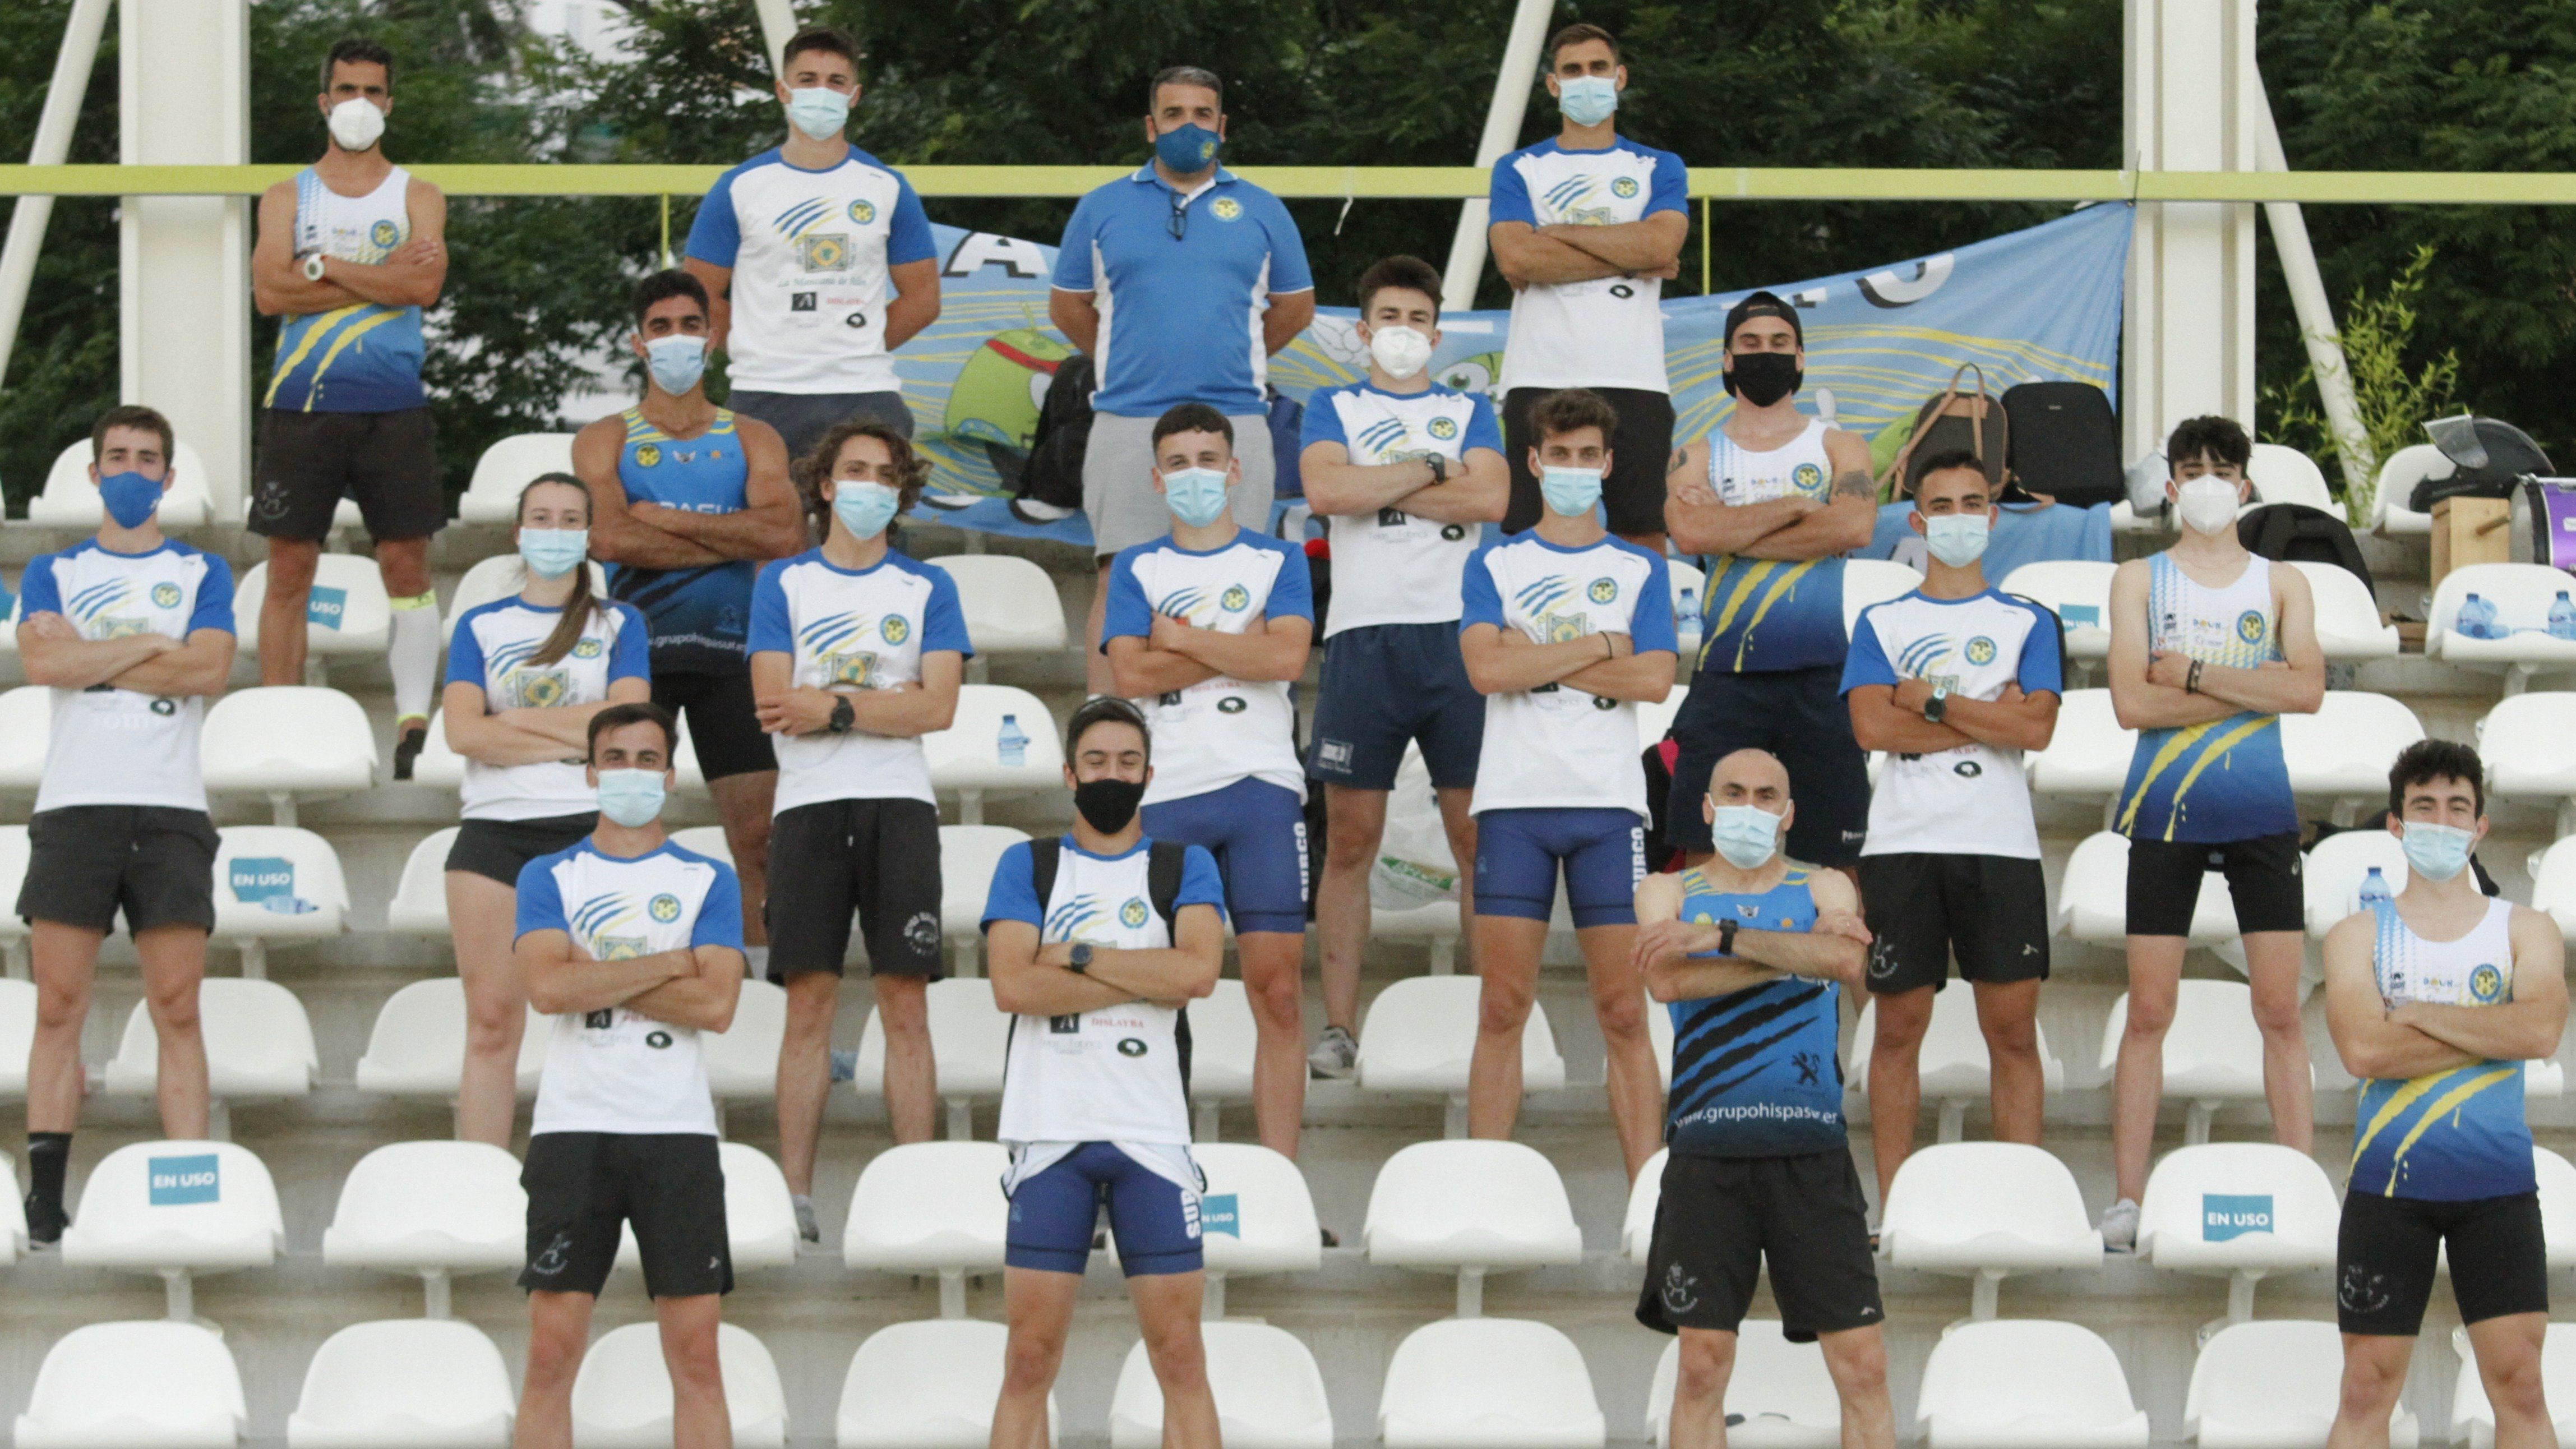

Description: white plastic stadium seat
[353,977,548,1099]
[2289,560,2398,659]
[16,1319,245,1449]
[1189,1143,1323,1281]
[321,1141,525,1291]
[1379,1317,1605,1449]
[1998,561,2115,661]
[1622,1148,1667,1266]
[852,977,1010,1136]
[459,432,579,525]
[287,1318,516,1449]
[615,1140,796,1273]
[27,438,216,531]
[0,685,53,790]
[2094,982,2291,1142]
[0,979,37,1102]
[1915,1318,2149,1448]
[841,1141,1011,1276]
[104,978,318,1104]
[926,685,1064,809]
[2025,690,2135,800]
[2056,832,2238,947]
[570,1321,788,1449]
[705,979,786,1101]
[927,553,1069,655]
[1878,1142,2102,1318]
[2279,693,2423,804]
[837,1318,1054,1449]
[940,824,1031,971]
[1188,979,1259,1122]
[2540,1147,2576,1270]
[233,556,394,658]
[1841,559,1922,638]
[2532,838,2576,943]
[1844,992,2066,1139]
[2135,1142,2339,1321]
[2303,827,2409,938]
[1364,1141,1582,1281]
[2450,1321,2576,1449]
[2247,444,2334,511]
[2369,442,2445,537]
[209,827,350,973]
[2187,1318,2417,1448]
[385,828,460,934]
[2480,693,2576,803]
[62,1139,283,1280]
[1356,975,1566,1106]
[1109,1321,1333,1449]
[409,710,465,791]
[444,553,610,644]
[1644,1322,1842,1449]
[201,687,378,820]
[1635,685,1686,750]
[2427,563,2576,685]
[0,827,30,968]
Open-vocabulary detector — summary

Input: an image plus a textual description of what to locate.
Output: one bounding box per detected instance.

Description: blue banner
[891,203,2132,547]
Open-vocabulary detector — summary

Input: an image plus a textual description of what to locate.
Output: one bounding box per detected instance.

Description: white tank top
[2376,895,2517,1008]
[2147,552,2281,670]
[294,165,411,264]
[1706,416,1835,505]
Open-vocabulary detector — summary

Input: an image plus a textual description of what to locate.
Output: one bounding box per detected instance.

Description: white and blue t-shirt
[1488,137,1688,394]
[1841,588,2063,859]
[1301,380,1504,635]
[983,836,1227,1148]
[684,145,936,395]
[1460,533,1676,818]
[746,549,973,814]
[1051,167,1314,418]
[17,539,235,814]
[515,838,745,1138]
[445,596,650,822]
[1101,529,1314,806]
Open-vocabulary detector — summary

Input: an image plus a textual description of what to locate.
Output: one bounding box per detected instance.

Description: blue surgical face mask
[785,86,851,141]
[1557,75,1619,126]
[595,768,667,829]
[1923,512,1989,569]
[2401,820,2476,883]
[832,480,902,539]
[1710,804,1783,871]
[1162,467,1231,528]
[645,334,707,396]
[1539,465,1604,518]
[1153,121,1222,174]
[96,469,163,529]
[517,527,589,579]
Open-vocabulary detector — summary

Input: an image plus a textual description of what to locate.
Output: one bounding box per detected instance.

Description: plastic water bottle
[2359,865,2392,907]
[1675,584,1704,657]
[996,714,1028,768]
[2459,592,2501,640]
[2550,591,2576,641]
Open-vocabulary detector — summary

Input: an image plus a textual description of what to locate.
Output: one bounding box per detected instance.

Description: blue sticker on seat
[2202,1192,2274,1241]
[1201,1192,1240,1238]
[2061,603,2101,628]
[149,1153,219,1206]
[229,857,294,903]
[307,586,347,629]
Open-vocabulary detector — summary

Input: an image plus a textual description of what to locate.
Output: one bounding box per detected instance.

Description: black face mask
[1724,351,1802,407]
[1074,777,1147,833]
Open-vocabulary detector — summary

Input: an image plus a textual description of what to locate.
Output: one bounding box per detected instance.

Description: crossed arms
[986,907,1225,1017]
[519,930,746,1033]
[1631,868,1872,1000]
[19,616,234,698]
[2324,906,2568,1079]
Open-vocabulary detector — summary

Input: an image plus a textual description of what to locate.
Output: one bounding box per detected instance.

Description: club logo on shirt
[648,893,683,924]
[2237,610,2267,645]
[1965,635,1997,666]
[647,1030,673,1049]
[1220,584,1252,612]
[847,199,877,225]
[94,615,151,639]
[1211,197,1243,221]
[1592,694,1618,710]
[1120,898,1150,929]
[511,667,570,708]
[151,582,181,608]
[370,219,399,249]
[822,648,880,688]
[2472,962,2507,1002]
[1539,611,1587,644]
[151,698,177,716]
[1792,462,1827,495]
[596,937,647,960]
[881,616,911,645]
[1218,696,1247,713]
[800,233,851,271]
[1612,176,1641,199]
[1587,577,1618,604]
[1428,416,1459,441]
[635,444,662,468]
[1442,524,1467,541]
[1118,1038,1148,1056]
[573,638,604,659]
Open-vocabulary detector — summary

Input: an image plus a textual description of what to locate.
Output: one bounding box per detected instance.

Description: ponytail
[520,472,602,667]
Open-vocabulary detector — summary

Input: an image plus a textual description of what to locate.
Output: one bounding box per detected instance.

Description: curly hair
[793,421,931,539]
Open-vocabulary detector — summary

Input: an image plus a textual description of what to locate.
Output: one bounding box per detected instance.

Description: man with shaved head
[1631,748,1892,1449]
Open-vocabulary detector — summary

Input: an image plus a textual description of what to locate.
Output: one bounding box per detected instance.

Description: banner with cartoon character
[892,202,2131,547]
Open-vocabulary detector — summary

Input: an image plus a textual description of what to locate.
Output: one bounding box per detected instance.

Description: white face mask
[327,96,385,152]
[2175,474,2241,535]
[1367,325,1435,381]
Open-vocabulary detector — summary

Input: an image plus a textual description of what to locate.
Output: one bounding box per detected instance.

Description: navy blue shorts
[1308,622,1485,791]
[1474,807,1645,927]
[1005,1142,1204,1277]
[1141,777,1309,935]
[1668,666,1870,866]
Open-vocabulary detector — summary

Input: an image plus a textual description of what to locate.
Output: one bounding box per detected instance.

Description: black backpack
[2237,502,2374,590]
[1022,837,1195,1087]
[1012,354,1095,520]
[2002,381,2125,507]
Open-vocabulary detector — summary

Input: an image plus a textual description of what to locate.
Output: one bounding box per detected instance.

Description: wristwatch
[827,696,855,734]
[1717,919,1740,958]
[1068,943,1093,974]
[1922,683,1950,723]
[301,253,327,282]
[1427,454,1448,486]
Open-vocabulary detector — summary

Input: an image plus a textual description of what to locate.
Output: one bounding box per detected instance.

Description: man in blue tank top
[1631,748,1892,1449]
[2324,740,2565,1449]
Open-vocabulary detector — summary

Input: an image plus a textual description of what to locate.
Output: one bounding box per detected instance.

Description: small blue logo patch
[306,586,347,629]
[2201,1192,2274,1242]
[149,1153,220,1206]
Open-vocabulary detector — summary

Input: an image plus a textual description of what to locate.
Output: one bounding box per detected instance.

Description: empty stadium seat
[2056,832,2238,946]
[1355,976,1566,1125]
[1622,1147,1667,1266]
[1379,1317,1605,1449]
[927,553,1069,661]
[407,710,467,790]
[1108,1321,1333,1449]
[353,977,549,1100]
[836,1318,1052,1449]
[852,977,1010,1138]
[2187,1317,2416,1448]
[705,978,786,1103]
[62,1139,283,1319]
[1644,1321,1841,1449]
[1998,560,2115,662]
[1635,684,1687,750]
[15,1319,244,1449]
[2280,693,2423,809]
[1372,900,1469,977]
[233,556,394,662]
[443,552,610,638]
[1365,1140,1581,1314]
[2367,442,2445,537]
[2026,690,2136,801]
[2540,1147,2576,1270]
[103,979,318,1115]
[2094,982,2290,1143]
[459,432,579,524]
[2248,444,2334,511]
[286,1317,516,1449]
[0,979,37,1101]
[1878,1142,2102,1318]
[2449,1321,2576,1449]
[614,1140,795,1273]
[926,685,1064,822]
[320,1141,525,1315]
[0,827,28,973]
[2480,693,2576,812]
[2285,559,2397,661]
[1844,991,2067,1139]
[841,1140,1010,1315]
[570,1321,788,1449]
[208,826,350,975]
[0,684,50,790]
[2532,838,2576,942]
[2427,563,2576,690]
[201,687,378,825]
[2303,827,2409,938]
[1914,1318,2149,1448]
[1188,979,1258,1136]
[26,438,216,531]
[1841,559,1922,637]
[2135,1142,2339,1321]
[940,824,1031,972]
[385,828,460,934]
[1189,1142,1323,1293]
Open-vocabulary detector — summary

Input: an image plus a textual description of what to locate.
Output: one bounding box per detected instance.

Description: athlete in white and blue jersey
[2099,416,2326,1250]
[1458,390,1675,1179]
[747,423,970,1231]
[2323,741,2565,1446]
[1631,747,1892,1449]
[1102,404,1314,1159]
[14,407,238,1243]
[1298,255,1511,1078]
[682,27,939,456]
[440,475,651,1148]
[982,698,1227,1449]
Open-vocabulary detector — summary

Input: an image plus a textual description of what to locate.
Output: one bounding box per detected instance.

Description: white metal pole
[1439,0,1556,313]
[0,0,113,390]
[751,0,799,77]
[2254,77,2372,491]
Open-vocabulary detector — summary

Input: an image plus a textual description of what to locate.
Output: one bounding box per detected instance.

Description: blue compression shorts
[1474,806,1646,928]
[1004,1142,1204,1277]
[1139,777,1309,935]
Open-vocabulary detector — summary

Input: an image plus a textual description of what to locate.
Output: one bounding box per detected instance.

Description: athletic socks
[25,1132,70,1246]
[387,591,440,724]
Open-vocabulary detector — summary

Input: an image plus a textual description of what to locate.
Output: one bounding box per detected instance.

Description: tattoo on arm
[1668,447,1688,475]
[1832,468,1876,501]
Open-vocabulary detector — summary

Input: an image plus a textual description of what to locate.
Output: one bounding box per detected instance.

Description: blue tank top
[264,167,427,413]
[2115,553,2296,843]
[1663,865,1846,1157]
[611,407,757,675]
[2351,898,2535,1202]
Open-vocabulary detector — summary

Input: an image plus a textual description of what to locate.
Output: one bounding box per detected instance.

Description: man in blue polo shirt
[1050,64,1316,696]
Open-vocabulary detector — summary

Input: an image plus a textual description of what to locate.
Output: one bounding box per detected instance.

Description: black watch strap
[1068,942,1092,973]
[1718,919,1739,957]
[1428,453,1448,485]
[828,695,855,733]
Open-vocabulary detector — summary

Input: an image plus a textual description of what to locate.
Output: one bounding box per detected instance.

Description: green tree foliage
[2262,245,2463,525]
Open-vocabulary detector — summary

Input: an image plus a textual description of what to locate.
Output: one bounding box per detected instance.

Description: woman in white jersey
[442,474,650,1145]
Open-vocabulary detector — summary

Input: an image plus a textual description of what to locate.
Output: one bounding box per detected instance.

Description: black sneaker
[24,1190,66,1248]
[391,718,428,782]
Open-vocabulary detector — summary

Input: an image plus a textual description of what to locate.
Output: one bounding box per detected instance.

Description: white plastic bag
[1369,746,1459,911]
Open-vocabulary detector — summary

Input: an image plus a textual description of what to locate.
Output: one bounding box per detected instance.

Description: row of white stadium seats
[12,433,574,534]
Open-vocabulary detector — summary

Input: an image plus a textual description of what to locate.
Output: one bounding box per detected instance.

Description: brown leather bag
[1878,363,2010,501]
